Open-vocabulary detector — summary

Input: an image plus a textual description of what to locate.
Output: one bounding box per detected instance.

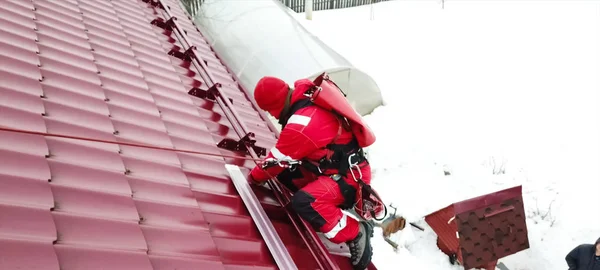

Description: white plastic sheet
[188,0,383,116]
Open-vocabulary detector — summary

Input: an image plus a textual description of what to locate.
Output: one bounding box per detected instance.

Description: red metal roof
[0,0,378,269]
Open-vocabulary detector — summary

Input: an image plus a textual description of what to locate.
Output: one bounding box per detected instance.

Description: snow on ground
[293,1,600,269]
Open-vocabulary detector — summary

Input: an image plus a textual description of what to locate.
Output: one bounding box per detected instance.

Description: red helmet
[254,76,290,119]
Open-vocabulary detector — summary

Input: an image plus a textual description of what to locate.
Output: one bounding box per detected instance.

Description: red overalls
[250,79,371,244]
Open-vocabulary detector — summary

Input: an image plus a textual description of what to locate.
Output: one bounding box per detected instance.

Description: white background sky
[295,1,600,269]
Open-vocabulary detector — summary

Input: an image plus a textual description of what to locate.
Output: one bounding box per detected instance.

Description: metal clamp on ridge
[169,45,197,62]
[188,83,234,104]
[217,132,267,157]
[150,16,177,31]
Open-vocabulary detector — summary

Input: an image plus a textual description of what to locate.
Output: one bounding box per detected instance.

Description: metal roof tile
[36,27,91,53]
[186,171,234,195]
[147,82,194,104]
[0,87,44,116]
[40,65,100,89]
[194,190,248,216]
[0,238,60,270]
[104,90,161,117]
[111,120,171,146]
[100,76,152,100]
[78,0,112,8]
[164,123,212,144]
[42,84,110,115]
[0,72,43,101]
[113,2,147,18]
[80,11,122,31]
[155,98,199,119]
[0,55,42,81]
[54,244,153,270]
[0,149,50,180]
[43,100,113,132]
[140,225,220,258]
[51,184,139,222]
[34,0,78,15]
[83,18,126,38]
[33,1,83,22]
[148,254,226,270]
[138,62,181,82]
[0,203,56,241]
[0,105,46,133]
[38,33,95,61]
[47,159,130,194]
[108,104,165,132]
[45,137,124,172]
[34,12,87,37]
[0,41,40,68]
[89,39,137,61]
[44,118,120,152]
[179,152,229,173]
[203,212,258,239]
[122,26,164,46]
[0,17,37,41]
[132,42,175,64]
[170,138,222,160]
[126,175,198,207]
[52,211,147,250]
[7,0,35,10]
[39,53,97,75]
[118,142,182,169]
[98,68,151,91]
[0,173,53,208]
[40,69,105,99]
[134,198,209,230]
[0,0,370,268]
[121,155,189,185]
[0,2,35,24]
[0,30,38,58]
[213,236,275,266]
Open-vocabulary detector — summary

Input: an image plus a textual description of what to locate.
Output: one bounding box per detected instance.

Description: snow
[293,1,600,269]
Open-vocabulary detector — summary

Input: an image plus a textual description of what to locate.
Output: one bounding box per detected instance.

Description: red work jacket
[250,79,356,184]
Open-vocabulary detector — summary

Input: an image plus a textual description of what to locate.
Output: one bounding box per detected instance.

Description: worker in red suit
[248,76,374,270]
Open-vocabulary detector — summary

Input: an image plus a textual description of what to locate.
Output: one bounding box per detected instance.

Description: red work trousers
[290,164,371,244]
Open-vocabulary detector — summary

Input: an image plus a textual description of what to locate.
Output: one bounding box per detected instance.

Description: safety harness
[275,94,387,220]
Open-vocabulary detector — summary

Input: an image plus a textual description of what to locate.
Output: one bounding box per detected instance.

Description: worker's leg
[290,175,359,244]
[277,167,315,192]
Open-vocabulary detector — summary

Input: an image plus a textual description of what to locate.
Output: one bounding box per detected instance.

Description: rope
[0,126,262,161]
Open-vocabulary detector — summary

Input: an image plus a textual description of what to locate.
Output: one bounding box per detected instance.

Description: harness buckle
[278,159,301,171]
[347,153,363,182]
[261,158,301,171]
[330,174,342,182]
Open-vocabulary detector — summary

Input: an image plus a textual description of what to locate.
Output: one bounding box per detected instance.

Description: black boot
[346,221,374,270]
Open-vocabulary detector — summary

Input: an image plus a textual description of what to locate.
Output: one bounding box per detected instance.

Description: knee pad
[291,190,313,213]
[290,191,325,230]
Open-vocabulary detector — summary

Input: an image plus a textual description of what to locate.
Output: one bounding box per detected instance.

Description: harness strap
[276,98,381,215]
[356,178,388,221]
[279,97,312,128]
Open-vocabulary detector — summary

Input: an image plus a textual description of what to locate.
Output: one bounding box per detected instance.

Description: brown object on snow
[381,216,407,237]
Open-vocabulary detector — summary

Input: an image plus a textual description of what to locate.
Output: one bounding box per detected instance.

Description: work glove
[247,174,262,186]
[381,216,407,237]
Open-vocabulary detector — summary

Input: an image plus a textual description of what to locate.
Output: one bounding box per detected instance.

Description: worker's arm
[565,245,580,270]
[249,127,319,184]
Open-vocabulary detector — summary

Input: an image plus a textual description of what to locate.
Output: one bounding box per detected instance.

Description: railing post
[305,0,313,20]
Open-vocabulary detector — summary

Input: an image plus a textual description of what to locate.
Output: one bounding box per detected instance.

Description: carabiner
[347,153,363,181]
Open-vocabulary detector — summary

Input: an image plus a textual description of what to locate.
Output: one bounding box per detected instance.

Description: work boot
[346,221,374,270]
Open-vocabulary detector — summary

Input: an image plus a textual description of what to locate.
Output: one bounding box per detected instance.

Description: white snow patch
[294,1,600,269]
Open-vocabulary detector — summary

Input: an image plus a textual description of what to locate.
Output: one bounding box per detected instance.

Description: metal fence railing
[180,0,390,15]
[282,0,390,13]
